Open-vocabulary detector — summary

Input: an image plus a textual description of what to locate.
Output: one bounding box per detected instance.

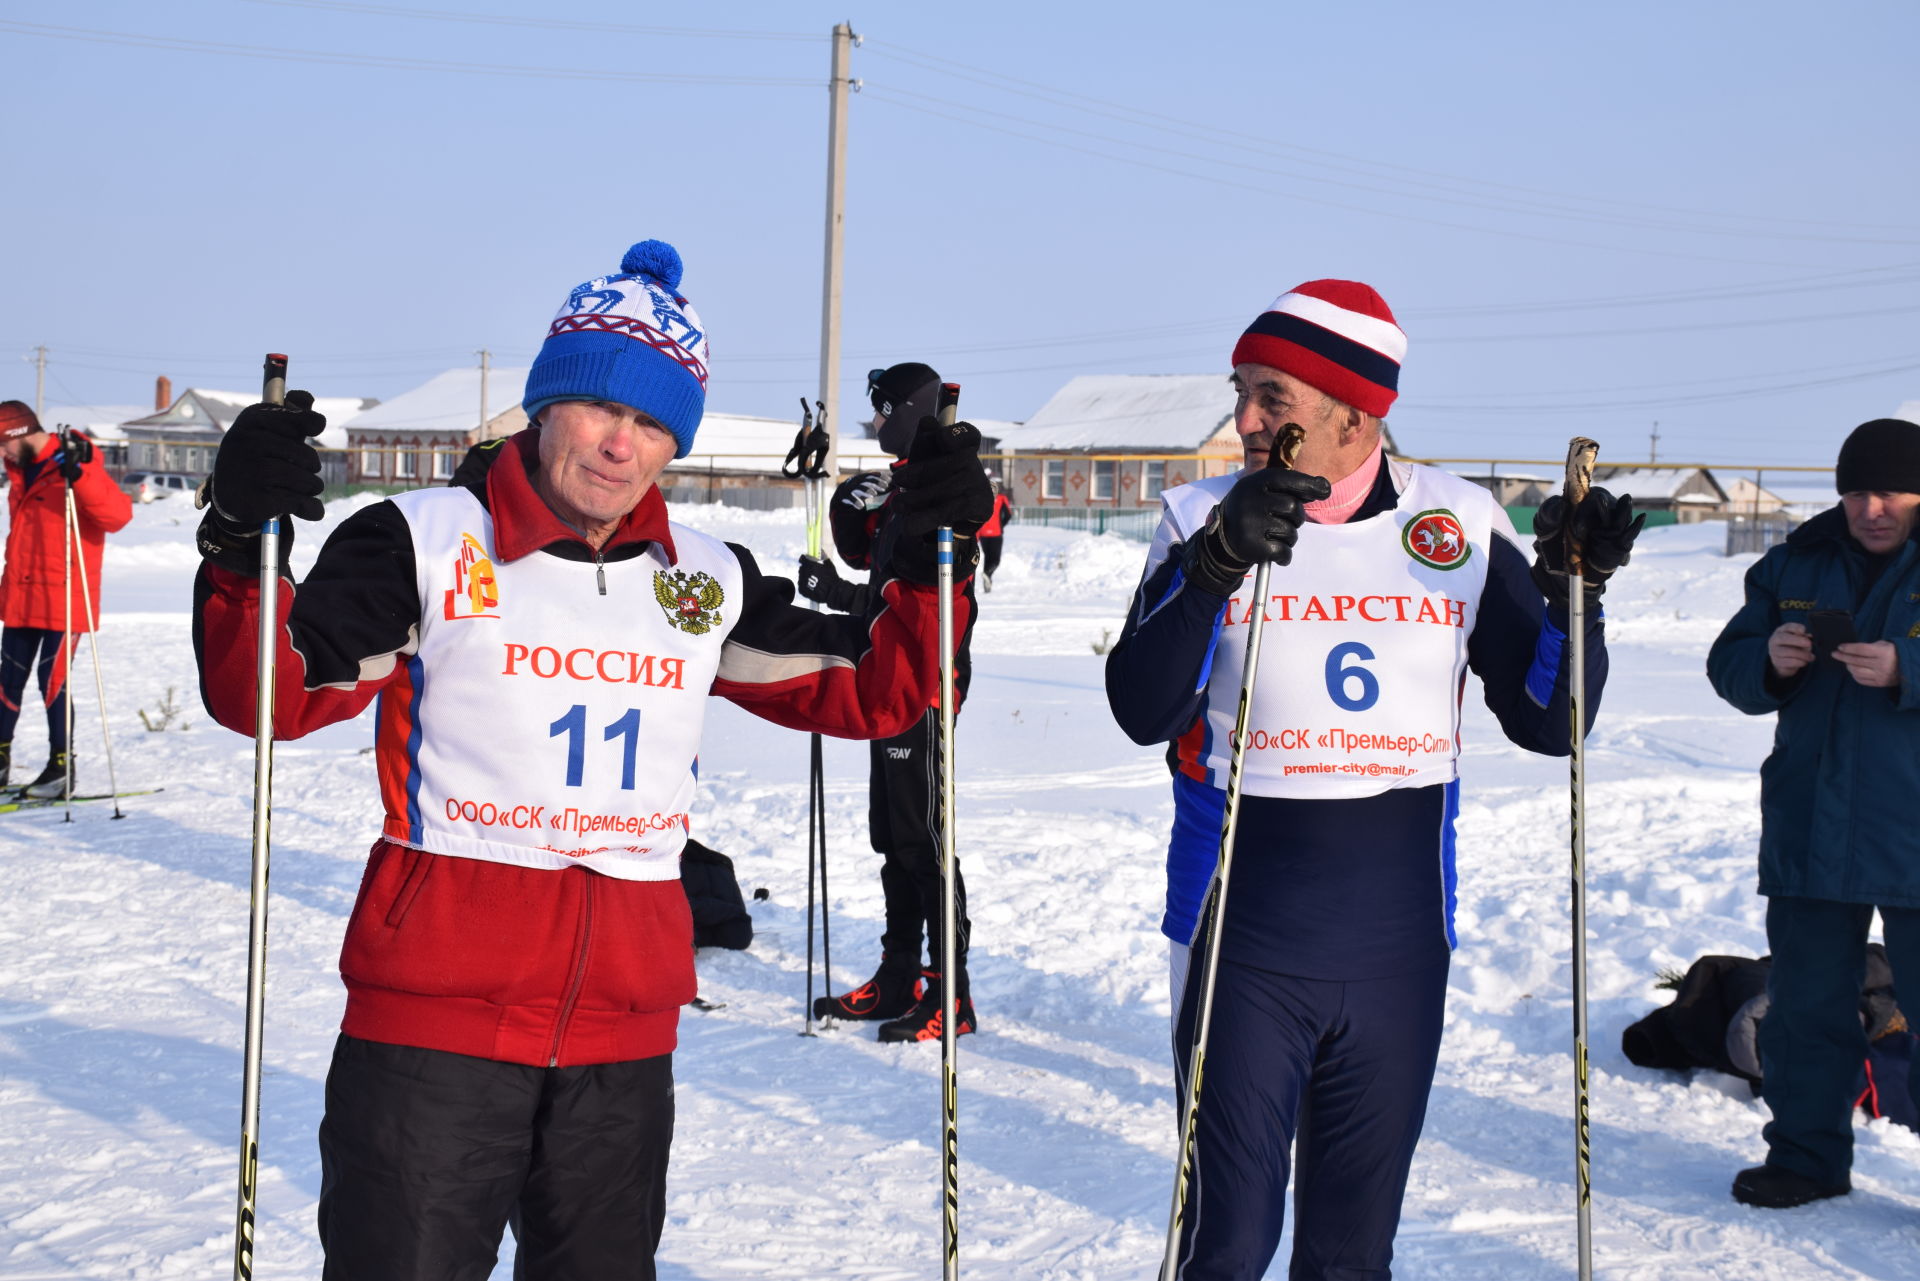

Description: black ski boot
[813,956,925,1021]
[877,969,976,1043]
[19,751,73,800]
[0,742,9,789]
[1731,1164,1849,1208]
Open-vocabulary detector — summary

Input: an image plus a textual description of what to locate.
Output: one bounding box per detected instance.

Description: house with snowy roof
[660,412,906,509]
[991,374,1401,510]
[39,401,147,474]
[342,367,527,487]
[121,384,376,483]
[1592,466,1729,523]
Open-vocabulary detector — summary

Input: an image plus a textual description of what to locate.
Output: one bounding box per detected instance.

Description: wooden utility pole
[33,346,47,420]
[818,22,858,479]
[477,348,491,436]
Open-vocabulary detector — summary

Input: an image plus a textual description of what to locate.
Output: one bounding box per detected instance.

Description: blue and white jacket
[1105,456,1609,979]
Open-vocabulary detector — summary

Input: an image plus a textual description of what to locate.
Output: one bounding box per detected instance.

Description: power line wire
[0,19,815,85]
[863,40,1918,238]
[861,81,1920,250]
[857,88,1824,271]
[1403,358,1920,413]
[235,0,819,40]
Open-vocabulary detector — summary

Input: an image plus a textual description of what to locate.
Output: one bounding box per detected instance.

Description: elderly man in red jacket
[0,400,133,794]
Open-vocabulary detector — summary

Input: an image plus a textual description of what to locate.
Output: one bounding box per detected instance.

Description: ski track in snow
[0,500,1916,1278]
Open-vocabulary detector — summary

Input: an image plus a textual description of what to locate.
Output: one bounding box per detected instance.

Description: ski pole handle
[1274,423,1306,472]
[1563,437,1598,579]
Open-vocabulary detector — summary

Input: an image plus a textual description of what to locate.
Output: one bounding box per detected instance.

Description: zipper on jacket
[547,871,596,1067]
[594,549,607,596]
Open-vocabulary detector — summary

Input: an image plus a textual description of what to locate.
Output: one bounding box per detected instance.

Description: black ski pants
[870,708,970,977]
[1760,896,1920,1186]
[0,625,71,754]
[317,1034,673,1281]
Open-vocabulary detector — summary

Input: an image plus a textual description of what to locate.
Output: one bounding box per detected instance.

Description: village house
[989,374,1402,511]
[121,378,373,485]
[1591,466,1729,523]
[343,366,526,487]
[39,400,147,475]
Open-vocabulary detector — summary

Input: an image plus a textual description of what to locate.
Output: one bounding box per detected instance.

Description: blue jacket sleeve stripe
[1524,616,1567,709]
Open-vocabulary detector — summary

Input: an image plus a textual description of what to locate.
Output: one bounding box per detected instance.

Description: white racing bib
[1165,462,1507,799]
[374,487,739,879]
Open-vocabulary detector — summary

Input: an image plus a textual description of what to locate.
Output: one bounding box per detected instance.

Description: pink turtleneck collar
[1304,442,1384,525]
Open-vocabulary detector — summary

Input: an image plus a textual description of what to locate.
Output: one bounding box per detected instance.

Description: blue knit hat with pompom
[523,239,710,457]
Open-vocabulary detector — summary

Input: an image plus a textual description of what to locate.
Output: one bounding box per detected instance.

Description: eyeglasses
[867,369,888,413]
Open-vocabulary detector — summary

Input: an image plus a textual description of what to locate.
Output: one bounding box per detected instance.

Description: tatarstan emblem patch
[1402,509,1471,571]
[654,569,724,635]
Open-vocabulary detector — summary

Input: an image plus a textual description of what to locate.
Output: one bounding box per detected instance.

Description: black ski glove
[885,418,993,585]
[796,554,861,612]
[209,391,328,528]
[1531,487,1645,608]
[196,391,325,575]
[56,431,92,483]
[1181,467,1332,597]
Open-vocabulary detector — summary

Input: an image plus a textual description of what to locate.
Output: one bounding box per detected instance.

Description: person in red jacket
[193,240,991,1280]
[978,479,1013,589]
[0,400,133,795]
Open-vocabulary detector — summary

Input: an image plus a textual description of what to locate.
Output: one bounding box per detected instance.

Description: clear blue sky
[6,0,1916,468]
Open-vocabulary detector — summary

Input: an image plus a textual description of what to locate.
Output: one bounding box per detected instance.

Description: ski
[0,787,163,815]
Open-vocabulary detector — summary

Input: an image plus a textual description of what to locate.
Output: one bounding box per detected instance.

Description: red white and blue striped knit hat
[1230,280,1406,418]
[523,239,711,458]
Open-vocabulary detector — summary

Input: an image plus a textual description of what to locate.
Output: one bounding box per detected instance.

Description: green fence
[1504,506,1680,536]
[1012,506,1160,541]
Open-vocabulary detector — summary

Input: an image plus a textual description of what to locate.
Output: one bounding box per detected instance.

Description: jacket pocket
[384,845,434,928]
[586,878,697,1014]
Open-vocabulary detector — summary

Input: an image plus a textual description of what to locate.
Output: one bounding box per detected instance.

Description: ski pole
[60,437,74,820]
[65,473,125,818]
[787,399,835,1035]
[1160,423,1305,1281]
[1563,436,1599,1281]
[925,380,960,1281]
[935,381,962,1281]
[233,352,288,1281]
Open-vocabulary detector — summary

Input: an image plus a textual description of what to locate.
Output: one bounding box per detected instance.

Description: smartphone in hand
[1807,610,1856,661]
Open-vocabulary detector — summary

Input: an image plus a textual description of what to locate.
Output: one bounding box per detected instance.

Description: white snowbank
[1,512,1914,1279]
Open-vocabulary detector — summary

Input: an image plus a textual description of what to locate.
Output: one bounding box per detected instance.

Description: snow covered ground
[1,491,1917,1279]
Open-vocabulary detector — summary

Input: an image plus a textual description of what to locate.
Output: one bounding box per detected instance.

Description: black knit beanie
[869,362,941,457]
[1835,418,1920,494]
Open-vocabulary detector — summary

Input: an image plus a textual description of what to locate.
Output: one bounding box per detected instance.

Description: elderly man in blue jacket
[1708,416,1920,1210]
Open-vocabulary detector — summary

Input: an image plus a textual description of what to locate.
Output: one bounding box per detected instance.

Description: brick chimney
[155,375,172,411]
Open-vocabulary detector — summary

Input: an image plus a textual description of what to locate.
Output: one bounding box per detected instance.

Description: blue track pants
[1169,952,1448,1280]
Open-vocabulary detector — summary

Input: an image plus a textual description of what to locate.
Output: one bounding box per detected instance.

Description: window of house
[1143,460,1166,499]
[393,446,417,480]
[360,445,382,479]
[1092,459,1116,500]
[433,448,457,481]
[1042,458,1065,499]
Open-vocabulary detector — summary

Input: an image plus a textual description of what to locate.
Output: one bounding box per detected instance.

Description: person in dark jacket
[0,400,133,795]
[193,242,989,1279]
[1706,416,1920,1210]
[794,362,982,1042]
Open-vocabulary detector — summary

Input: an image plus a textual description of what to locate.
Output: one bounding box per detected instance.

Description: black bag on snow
[680,838,753,951]
[1622,948,1918,1129]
